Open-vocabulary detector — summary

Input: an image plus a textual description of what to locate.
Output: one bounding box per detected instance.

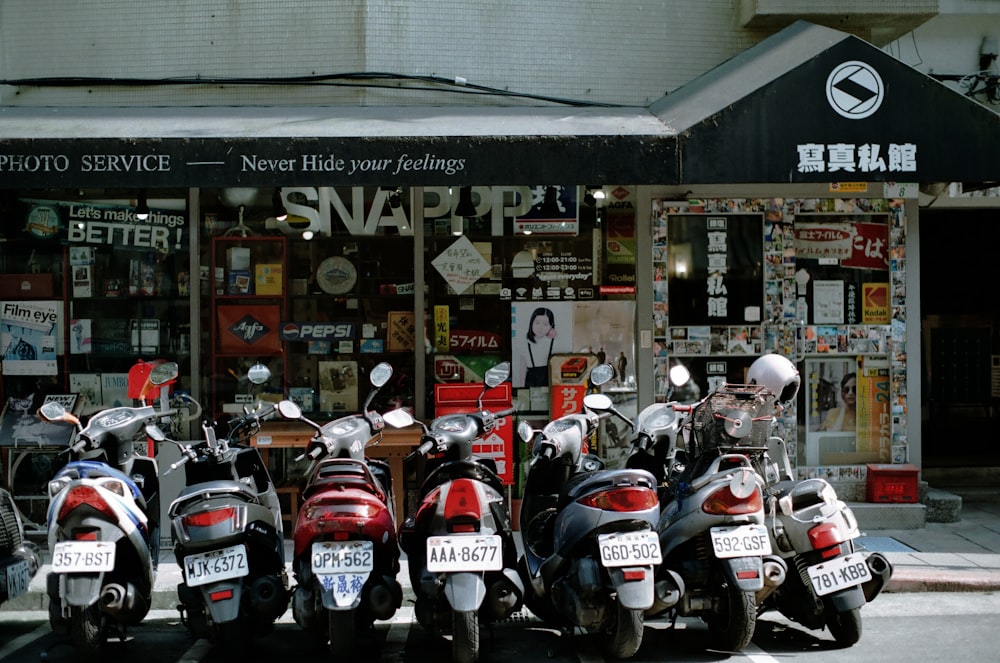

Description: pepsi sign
[280,322,356,341]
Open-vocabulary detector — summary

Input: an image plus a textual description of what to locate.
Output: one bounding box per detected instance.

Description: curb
[885,567,1000,593]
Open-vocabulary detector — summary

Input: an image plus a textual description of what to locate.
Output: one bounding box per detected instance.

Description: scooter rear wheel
[453,609,480,663]
[329,609,357,658]
[69,604,104,663]
[597,602,643,659]
[825,606,862,647]
[706,583,756,652]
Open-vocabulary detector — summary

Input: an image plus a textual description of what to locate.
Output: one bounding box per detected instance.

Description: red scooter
[275,362,402,657]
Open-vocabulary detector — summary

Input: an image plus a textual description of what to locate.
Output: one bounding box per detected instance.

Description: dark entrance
[920,209,1000,467]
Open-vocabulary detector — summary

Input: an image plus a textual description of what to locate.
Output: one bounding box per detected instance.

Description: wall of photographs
[651,197,907,482]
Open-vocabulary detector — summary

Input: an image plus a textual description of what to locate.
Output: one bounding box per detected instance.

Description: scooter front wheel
[453,609,480,663]
[69,604,105,663]
[597,601,643,659]
[825,606,862,647]
[329,609,357,659]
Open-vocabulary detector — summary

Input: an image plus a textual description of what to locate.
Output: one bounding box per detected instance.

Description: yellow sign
[829,182,868,193]
[861,283,890,324]
[433,305,450,353]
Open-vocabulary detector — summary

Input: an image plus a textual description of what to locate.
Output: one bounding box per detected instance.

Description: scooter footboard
[608,566,656,610]
[59,573,104,609]
[825,584,866,612]
[319,570,373,610]
[443,572,486,612]
[200,580,244,624]
[720,556,765,592]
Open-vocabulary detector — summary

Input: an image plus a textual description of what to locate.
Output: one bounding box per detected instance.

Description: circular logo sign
[25,205,60,238]
[826,60,884,119]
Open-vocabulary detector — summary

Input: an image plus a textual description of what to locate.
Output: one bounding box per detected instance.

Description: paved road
[4,592,1000,663]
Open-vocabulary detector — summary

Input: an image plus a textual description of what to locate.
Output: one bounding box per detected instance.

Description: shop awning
[2,21,998,189]
[0,105,679,188]
[652,20,1000,185]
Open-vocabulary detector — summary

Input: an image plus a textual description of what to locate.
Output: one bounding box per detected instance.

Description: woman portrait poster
[511,302,573,389]
[804,357,860,465]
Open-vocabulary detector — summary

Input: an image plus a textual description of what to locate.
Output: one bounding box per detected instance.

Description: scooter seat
[421,459,503,496]
[303,459,387,502]
[559,465,655,507]
[169,479,259,515]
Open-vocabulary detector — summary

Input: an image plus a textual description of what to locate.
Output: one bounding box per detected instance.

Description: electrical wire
[0,71,633,108]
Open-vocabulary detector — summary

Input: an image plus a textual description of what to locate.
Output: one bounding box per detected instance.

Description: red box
[560,356,589,380]
[866,463,919,503]
[0,273,54,298]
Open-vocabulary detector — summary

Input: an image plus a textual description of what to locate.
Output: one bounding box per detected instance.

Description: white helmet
[747,354,800,405]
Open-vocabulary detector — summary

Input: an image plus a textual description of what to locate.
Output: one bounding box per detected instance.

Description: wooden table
[251,421,421,528]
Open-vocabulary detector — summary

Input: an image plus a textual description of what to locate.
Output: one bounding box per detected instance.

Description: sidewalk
[6,500,1000,614]
[857,500,1000,592]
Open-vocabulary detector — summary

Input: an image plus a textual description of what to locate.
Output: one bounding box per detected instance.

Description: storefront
[1,21,998,525]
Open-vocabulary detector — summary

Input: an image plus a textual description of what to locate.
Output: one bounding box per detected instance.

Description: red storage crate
[866,463,919,503]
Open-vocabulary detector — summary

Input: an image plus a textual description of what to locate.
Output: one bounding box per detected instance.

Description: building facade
[2,2,998,523]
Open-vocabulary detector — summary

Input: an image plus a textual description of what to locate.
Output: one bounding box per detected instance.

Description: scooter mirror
[276,400,302,420]
[145,424,166,442]
[247,362,271,385]
[516,420,535,443]
[383,408,416,429]
[583,393,613,411]
[484,361,511,388]
[669,364,692,387]
[149,361,180,386]
[589,363,615,387]
[38,401,69,422]
[370,362,393,388]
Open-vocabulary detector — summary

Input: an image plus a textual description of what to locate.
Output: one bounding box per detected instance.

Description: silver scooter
[159,363,288,655]
[516,362,662,660]
[625,369,779,653]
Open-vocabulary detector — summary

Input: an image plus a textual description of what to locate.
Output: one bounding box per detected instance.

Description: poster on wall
[510,300,636,419]
[793,215,890,326]
[22,199,189,253]
[1,300,62,375]
[666,214,765,326]
[318,360,358,412]
[801,357,886,466]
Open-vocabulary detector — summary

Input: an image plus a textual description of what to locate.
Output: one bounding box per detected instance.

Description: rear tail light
[577,486,658,512]
[444,479,482,532]
[182,506,238,530]
[58,485,117,522]
[74,529,99,541]
[702,485,763,516]
[808,522,847,557]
